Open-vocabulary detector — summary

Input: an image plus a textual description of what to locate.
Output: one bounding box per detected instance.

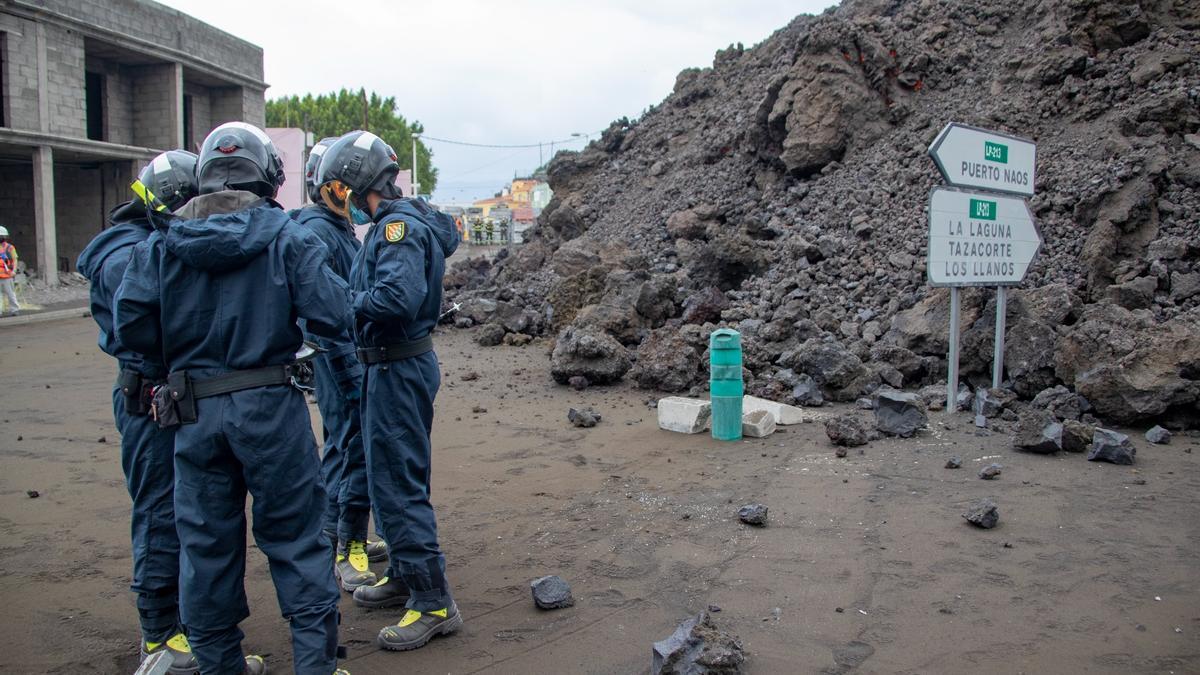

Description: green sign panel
[984,141,1008,164]
[969,198,997,220]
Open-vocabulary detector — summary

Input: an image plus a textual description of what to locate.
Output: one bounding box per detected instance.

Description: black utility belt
[117,368,161,416]
[356,335,433,365]
[151,365,298,429]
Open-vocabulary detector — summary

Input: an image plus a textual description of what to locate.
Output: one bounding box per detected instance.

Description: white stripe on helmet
[353,131,382,150]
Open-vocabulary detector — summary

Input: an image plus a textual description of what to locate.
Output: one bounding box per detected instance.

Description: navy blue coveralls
[290,204,370,544]
[350,198,459,612]
[76,201,179,645]
[114,191,351,675]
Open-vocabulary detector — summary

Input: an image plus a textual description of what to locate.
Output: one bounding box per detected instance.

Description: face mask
[348,201,372,225]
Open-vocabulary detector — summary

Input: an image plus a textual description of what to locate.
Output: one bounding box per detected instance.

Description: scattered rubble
[1145,425,1172,444]
[568,407,601,428]
[873,391,927,438]
[658,397,712,434]
[963,499,1000,529]
[741,410,776,438]
[737,504,768,526]
[531,575,574,610]
[651,611,745,675]
[979,463,1003,480]
[1088,428,1137,465]
[825,413,870,447]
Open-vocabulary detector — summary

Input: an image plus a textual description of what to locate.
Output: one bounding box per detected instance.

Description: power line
[419,130,605,149]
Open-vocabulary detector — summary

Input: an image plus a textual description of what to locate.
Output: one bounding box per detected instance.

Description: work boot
[140,632,200,674]
[244,655,266,674]
[335,540,377,592]
[377,603,463,651]
[352,575,410,609]
[366,539,388,562]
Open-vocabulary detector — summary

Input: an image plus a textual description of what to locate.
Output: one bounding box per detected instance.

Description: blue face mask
[349,202,372,225]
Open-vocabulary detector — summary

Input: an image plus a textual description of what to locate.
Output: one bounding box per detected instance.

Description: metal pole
[946,286,960,413]
[411,135,420,197]
[992,286,1007,388]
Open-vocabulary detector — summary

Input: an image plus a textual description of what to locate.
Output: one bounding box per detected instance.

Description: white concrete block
[657,397,711,434]
[742,409,776,438]
[743,395,804,425]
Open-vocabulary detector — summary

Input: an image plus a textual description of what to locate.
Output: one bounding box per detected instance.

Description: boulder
[974,387,1016,418]
[651,611,745,675]
[631,328,702,393]
[1013,410,1063,454]
[791,374,825,406]
[873,390,927,438]
[1056,304,1200,426]
[741,410,776,438]
[680,287,728,325]
[1030,385,1090,421]
[742,395,803,425]
[963,499,1000,529]
[825,413,870,447]
[1088,428,1137,465]
[475,323,506,347]
[1106,276,1158,310]
[1171,271,1200,302]
[1061,419,1095,453]
[658,397,712,434]
[550,326,631,385]
[1145,425,1172,444]
[783,339,866,392]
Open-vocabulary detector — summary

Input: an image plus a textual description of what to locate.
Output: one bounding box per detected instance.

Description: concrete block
[657,397,711,434]
[743,395,803,425]
[741,409,776,438]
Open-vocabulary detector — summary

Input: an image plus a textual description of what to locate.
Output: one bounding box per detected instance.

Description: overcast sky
[158,0,836,203]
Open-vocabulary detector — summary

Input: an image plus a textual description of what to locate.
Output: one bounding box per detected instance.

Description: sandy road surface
[1,317,1197,674]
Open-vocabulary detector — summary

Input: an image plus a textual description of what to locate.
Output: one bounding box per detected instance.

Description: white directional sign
[928,123,1036,197]
[927,187,1041,287]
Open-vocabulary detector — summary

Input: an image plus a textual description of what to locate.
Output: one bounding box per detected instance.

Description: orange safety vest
[0,242,16,279]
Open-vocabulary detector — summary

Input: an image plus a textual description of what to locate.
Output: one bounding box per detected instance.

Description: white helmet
[0,226,9,237]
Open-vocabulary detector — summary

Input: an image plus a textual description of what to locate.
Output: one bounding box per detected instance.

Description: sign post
[927,123,1039,412]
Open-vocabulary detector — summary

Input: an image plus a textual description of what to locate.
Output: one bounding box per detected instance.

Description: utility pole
[361,89,369,131]
[411,134,420,198]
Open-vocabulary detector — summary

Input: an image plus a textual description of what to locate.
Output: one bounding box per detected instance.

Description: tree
[265,88,437,194]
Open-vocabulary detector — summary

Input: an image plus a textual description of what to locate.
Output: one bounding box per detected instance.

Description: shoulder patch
[384,220,407,243]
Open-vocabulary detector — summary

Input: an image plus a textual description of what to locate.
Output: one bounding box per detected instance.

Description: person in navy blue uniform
[114,122,352,675]
[77,150,201,675]
[288,135,381,592]
[317,130,462,651]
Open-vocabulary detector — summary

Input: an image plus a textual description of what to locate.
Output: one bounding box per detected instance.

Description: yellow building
[509,178,539,204]
[472,196,510,217]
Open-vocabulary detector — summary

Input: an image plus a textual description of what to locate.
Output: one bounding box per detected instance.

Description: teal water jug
[709,328,743,441]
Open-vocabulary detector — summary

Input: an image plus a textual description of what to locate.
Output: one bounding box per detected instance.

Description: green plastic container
[709,328,743,441]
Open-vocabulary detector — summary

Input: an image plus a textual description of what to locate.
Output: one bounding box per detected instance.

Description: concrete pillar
[32,145,58,286]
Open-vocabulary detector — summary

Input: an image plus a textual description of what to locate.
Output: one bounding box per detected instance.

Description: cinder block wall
[44,24,85,138]
[54,161,136,273]
[130,62,180,150]
[0,13,40,130]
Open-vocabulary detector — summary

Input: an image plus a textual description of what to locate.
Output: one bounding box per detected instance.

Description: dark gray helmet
[316,130,404,204]
[196,122,285,198]
[305,136,339,203]
[133,150,199,212]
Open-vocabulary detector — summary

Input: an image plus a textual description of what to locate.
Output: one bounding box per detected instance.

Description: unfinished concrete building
[0,0,266,284]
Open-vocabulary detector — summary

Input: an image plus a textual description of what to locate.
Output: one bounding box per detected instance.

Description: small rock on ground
[1145,425,1171,444]
[945,456,962,469]
[963,499,999,529]
[530,575,574,609]
[1088,428,1136,465]
[652,611,745,675]
[979,463,1003,480]
[568,407,601,428]
[738,504,768,526]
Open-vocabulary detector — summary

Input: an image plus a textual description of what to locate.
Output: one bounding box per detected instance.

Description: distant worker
[291,135,385,592]
[114,122,352,675]
[472,218,483,246]
[77,150,201,675]
[485,219,494,245]
[0,226,19,316]
[318,130,463,651]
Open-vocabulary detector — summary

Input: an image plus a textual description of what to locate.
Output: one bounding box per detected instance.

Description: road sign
[928,123,1036,197]
[927,187,1041,287]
